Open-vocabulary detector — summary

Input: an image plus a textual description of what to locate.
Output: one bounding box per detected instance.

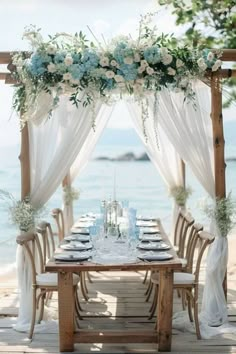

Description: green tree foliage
[158,0,236,107]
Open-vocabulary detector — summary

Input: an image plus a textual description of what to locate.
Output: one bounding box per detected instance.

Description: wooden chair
[145,212,194,303]
[51,208,65,242]
[16,232,81,340]
[150,230,215,339]
[36,221,55,265]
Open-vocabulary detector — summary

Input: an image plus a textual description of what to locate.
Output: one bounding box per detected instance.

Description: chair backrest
[187,229,214,284]
[184,223,204,273]
[51,208,65,242]
[36,221,55,265]
[174,211,195,257]
[16,232,44,284]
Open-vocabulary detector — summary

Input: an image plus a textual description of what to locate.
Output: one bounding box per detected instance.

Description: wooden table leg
[58,271,74,352]
[157,269,174,352]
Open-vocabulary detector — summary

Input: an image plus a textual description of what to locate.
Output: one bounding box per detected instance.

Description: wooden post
[211,73,227,298]
[19,123,30,200]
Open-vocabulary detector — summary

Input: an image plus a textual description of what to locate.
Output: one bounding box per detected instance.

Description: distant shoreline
[95,152,150,162]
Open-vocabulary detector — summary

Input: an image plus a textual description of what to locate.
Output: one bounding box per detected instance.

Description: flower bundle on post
[63,186,80,206]
[12,16,222,128]
[202,192,236,237]
[0,190,44,232]
[169,185,192,207]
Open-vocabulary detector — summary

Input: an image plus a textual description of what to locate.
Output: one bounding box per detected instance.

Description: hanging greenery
[169,185,192,206]
[11,14,222,127]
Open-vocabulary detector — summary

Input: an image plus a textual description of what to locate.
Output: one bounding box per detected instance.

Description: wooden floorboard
[0,270,236,353]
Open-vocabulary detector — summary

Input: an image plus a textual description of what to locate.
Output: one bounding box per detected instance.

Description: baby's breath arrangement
[0,190,44,232]
[63,186,80,206]
[202,192,236,237]
[169,185,192,206]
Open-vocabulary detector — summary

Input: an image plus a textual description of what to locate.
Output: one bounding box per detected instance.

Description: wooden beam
[211,73,227,298]
[20,123,30,200]
[219,49,236,62]
[0,52,12,64]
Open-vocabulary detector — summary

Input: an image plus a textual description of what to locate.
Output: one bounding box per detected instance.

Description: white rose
[179,78,188,88]
[215,59,222,67]
[146,66,154,75]
[124,57,133,65]
[46,44,57,55]
[110,60,118,67]
[207,52,214,61]
[47,63,56,73]
[117,82,126,89]
[140,60,148,68]
[197,58,205,67]
[167,67,176,76]
[212,63,219,72]
[176,59,184,68]
[160,47,168,56]
[134,53,141,62]
[105,70,115,79]
[138,66,145,74]
[162,54,173,65]
[63,72,72,81]
[114,74,125,83]
[99,57,109,67]
[64,55,73,66]
[199,63,207,71]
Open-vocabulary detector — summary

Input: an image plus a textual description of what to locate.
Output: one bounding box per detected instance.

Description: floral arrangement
[11,14,222,127]
[201,193,236,237]
[169,185,192,206]
[0,190,44,231]
[63,185,80,206]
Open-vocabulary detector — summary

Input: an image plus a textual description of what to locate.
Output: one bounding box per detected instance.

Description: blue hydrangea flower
[144,46,161,65]
[29,53,51,76]
[113,42,134,65]
[81,50,99,71]
[104,78,115,90]
[69,64,86,80]
[72,52,82,64]
[54,52,66,64]
[118,63,138,81]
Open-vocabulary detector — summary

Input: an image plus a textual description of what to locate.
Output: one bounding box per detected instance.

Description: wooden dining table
[45,221,183,352]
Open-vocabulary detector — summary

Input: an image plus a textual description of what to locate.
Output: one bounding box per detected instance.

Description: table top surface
[45,220,183,273]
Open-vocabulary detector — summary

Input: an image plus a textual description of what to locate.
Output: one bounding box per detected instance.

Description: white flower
[138,66,145,74]
[199,63,208,71]
[110,60,118,67]
[207,52,214,61]
[160,47,168,56]
[105,70,115,79]
[124,56,133,65]
[47,63,56,73]
[63,72,72,81]
[212,63,220,72]
[134,53,141,62]
[99,57,109,67]
[179,78,188,88]
[140,60,148,68]
[197,57,205,67]
[162,54,173,65]
[117,82,126,89]
[215,59,222,67]
[176,59,184,68]
[46,44,57,55]
[114,74,125,83]
[146,66,154,75]
[70,78,80,85]
[64,55,73,66]
[167,67,176,76]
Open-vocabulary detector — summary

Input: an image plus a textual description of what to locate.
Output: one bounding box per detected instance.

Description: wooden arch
[0,49,236,295]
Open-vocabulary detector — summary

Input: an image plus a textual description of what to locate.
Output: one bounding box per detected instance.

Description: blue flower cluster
[113,42,134,65]
[201,49,216,68]
[29,53,51,76]
[144,46,161,65]
[118,64,138,81]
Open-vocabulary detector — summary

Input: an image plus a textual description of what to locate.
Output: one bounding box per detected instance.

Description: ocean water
[0,135,235,272]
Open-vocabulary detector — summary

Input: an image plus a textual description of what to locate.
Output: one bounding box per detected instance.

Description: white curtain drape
[126,99,184,235]
[63,103,115,232]
[15,93,108,331]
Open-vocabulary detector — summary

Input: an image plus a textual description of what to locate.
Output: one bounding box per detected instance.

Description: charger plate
[137,242,170,251]
[60,242,93,251]
[54,252,91,262]
[138,252,173,261]
[64,234,90,242]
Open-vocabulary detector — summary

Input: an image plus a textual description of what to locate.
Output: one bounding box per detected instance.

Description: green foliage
[157,0,236,106]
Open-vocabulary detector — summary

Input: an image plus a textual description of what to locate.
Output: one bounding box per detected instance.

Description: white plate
[64,235,90,242]
[139,234,162,242]
[136,221,158,227]
[54,252,91,261]
[138,242,170,251]
[60,242,93,251]
[72,221,94,228]
[142,227,160,234]
[70,227,90,234]
[138,252,173,261]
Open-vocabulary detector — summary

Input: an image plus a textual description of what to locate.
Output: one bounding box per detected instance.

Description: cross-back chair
[51,208,65,242]
[150,229,214,339]
[16,232,81,340]
[36,221,55,265]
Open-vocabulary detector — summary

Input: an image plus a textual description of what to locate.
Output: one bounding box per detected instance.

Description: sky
[0,0,235,147]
